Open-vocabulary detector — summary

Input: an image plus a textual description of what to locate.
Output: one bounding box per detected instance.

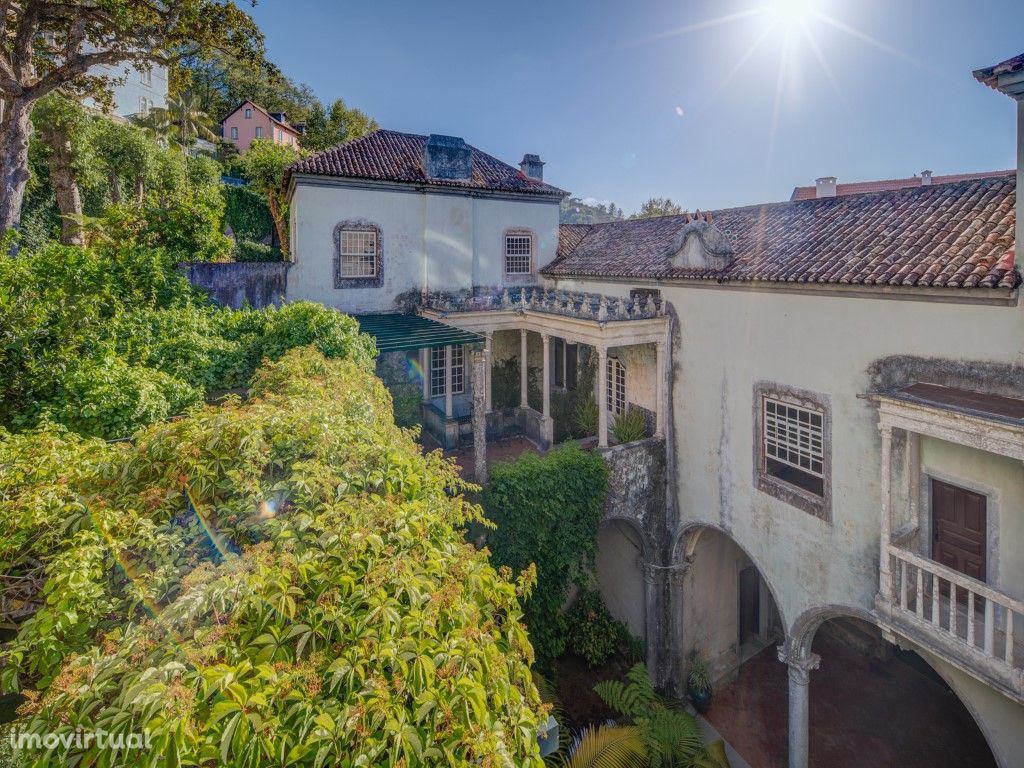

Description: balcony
[876,542,1024,703]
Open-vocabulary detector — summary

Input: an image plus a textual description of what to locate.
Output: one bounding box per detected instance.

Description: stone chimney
[920,170,933,186]
[815,176,837,198]
[520,154,545,181]
[424,135,472,180]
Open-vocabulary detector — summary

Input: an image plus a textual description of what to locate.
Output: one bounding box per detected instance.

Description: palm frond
[642,709,704,764]
[561,725,647,768]
[693,740,732,768]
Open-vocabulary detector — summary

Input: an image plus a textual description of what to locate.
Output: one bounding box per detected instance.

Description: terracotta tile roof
[546,174,1019,290]
[790,170,1013,201]
[287,129,566,197]
[973,53,1024,91]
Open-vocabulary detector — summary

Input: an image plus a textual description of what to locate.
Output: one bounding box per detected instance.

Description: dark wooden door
[739,566,760,645]
[932,479,986,583]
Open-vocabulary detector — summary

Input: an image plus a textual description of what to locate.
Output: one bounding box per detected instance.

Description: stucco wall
[288,180,560,314]
[596,521,647,639]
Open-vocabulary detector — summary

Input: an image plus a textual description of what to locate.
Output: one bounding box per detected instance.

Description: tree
[0,0,263,236]
[302,97,378,151]
[560,196,625,225]
[630,197,684,219]
[92,119,158,204]
[160,90,218,152]
[240,138,299,259]
[30,94,94,244]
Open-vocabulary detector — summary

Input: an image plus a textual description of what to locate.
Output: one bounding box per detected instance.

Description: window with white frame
[606,357,626,416]
[255,126,263,138]
[338,229,378,277]
[505,233,533,275]
[139,96,151,115]
[244,108,252,119]
[140,69,152,86]
[430,345,465,397]
[761,395,824,496]
[230,126,239,140]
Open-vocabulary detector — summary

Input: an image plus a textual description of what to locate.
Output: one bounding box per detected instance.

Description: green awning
[355,313,484,353]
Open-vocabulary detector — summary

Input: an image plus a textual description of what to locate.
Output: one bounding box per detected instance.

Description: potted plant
[687,649,713,714]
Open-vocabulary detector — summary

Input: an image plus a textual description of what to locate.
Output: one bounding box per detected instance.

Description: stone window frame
[752,381,832,523]
[333,219,384,289]
[503,228,536,284]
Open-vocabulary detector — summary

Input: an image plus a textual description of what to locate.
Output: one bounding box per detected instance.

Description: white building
[86,61,168,119]
[280,52,1024,768]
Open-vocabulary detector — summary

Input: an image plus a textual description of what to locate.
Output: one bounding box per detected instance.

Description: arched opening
[595,518,647,642]
[806,616,997,768]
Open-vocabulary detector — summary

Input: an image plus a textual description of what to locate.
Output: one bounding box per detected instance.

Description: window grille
[339,230,377,277]
[505,234,532,274]
[606,357,626,416]
[429,345,464,397]
[762,396,824,495]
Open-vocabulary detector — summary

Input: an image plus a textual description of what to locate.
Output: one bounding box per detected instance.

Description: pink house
[221,100,302,152]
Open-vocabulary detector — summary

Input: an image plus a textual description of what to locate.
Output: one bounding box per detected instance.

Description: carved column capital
[777,645,820,686]
[641,560,690,586]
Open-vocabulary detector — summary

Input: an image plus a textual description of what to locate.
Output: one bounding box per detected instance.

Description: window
[140,69,152,86]
[607,357,626,416]
[553,340,578,390]
[138,96,151,115]
[762,397,824,496]
[505,233,533,275]
[754,383,831,520]
[244,108,252,119]
[230,126,239,140]
[255,126,263,138]
[338,229,377,277]
[430,345,464,397]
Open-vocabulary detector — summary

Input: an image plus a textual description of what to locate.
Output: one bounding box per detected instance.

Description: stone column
[879,424,893,600]
[520,329,529,408]
[654,340,666,439]
[597,344,609,448]
[778,646,821,768]
[541,333,553,444]
[907,430,920,531]
[444,345,453,419]
[420,347,430,402]
[471,349,488,484]
[484,331,493,413]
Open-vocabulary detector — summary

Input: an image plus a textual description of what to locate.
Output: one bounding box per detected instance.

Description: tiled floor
[705,632,997,768]
[441,436,542,481]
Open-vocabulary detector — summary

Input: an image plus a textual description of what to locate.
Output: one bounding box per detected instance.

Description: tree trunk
[41,125,84,246]
[109,169,122,204]
[0,98,34,240]
[267,194,290,260]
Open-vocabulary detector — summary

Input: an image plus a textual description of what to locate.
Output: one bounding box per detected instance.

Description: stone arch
[670,521,789,633]
[783,603,877,661]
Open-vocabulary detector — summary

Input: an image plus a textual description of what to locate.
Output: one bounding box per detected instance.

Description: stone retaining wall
[179,262,289,310]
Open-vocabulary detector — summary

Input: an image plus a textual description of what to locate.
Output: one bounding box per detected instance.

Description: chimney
[424,134,472,180]
[520,153,545,181]
[920,170,933,186]
[815,176,837,198]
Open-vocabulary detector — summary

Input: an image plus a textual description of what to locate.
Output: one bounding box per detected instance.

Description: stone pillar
[420,347,430,402]
[778,646,821,768]
[471,349,487,484]
[484,331,493,412]
[654,340,666,439]
[444,345,453,418]
[879,424,893,600]
[597,345,609,448]
[520,329,529,408]
[541,333,553,444]
[907,430,920,531]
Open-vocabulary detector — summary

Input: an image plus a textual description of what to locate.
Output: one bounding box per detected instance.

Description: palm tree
[137,91,217,153]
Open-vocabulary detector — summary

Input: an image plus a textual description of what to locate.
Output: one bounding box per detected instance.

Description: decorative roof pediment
[666,210,734,271]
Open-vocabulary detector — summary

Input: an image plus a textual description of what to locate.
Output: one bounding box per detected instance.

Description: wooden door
[932,479,986,583]
[739,566,760,645]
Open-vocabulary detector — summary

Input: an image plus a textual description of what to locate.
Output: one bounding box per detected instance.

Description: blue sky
[248,0,1022,213]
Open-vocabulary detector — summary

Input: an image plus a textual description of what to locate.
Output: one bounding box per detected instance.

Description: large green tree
[240,137,299,259]
[630,197,684,219]
[0,0,263,236]
[302,97,377,151]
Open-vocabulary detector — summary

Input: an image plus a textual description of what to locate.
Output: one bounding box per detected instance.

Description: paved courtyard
[428,436,542,481]
[705,631,997,768]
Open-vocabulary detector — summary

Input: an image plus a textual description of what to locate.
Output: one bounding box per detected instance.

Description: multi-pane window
[606,357,626,416]
[255,126,263,138]
[138,96,151,115]
[230,126,239,140]
[505,234,533,275]
[244,108,253,119]
[338,229,378,277]
[762,396,824,496]
[429,345,464,397]
[140,69,152,86]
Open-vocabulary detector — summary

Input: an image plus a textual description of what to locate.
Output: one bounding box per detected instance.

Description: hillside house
[221,100,302,152]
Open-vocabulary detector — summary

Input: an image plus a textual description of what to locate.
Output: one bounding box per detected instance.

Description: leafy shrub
[613,407,648,444]
[258,301,376,364]
[53,356,203,439]
[233,238,280,262]
[223,184,273,243]
[491,356,540,410]
[1,349,546,766]
[484,445,609,670]
[565,589,637,668]
[572,391,598,437]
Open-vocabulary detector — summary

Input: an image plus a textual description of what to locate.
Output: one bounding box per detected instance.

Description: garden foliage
[0,240,374,438]
[0,349,546,767]
[483,446,609,670]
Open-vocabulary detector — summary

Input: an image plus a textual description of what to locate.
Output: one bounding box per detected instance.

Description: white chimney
[920,170,933,186]
[815,176,837,198]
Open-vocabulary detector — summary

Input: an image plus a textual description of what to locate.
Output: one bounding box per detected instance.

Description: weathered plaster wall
[610,343,657,414]
[596,520,646,639]
[288,181,560,314]
[180,262,289,309]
